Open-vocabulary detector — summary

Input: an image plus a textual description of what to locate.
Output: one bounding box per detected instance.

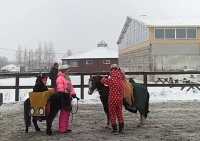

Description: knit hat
[59,64,70,71]
[110,64,119,69]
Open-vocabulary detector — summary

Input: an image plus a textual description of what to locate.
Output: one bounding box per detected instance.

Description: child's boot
[119,122,124,134]
[111,124,118,135]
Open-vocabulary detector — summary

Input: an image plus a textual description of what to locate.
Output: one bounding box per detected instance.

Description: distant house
[0,64,20,72]
[117,17,200,72]
[61,41,118,73]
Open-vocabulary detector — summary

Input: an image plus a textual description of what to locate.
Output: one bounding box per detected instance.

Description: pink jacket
[56,71,76,96]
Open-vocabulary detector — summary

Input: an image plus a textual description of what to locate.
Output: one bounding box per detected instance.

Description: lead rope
[71,98,79,122]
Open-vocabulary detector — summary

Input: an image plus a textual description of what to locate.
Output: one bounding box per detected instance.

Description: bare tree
[48,42,55,67]
[23,48,28,66]
[66,49,72,57]
[16,41,56,71]
[37,43,42,68]
[16,45,22,65]
[0,56,8,68]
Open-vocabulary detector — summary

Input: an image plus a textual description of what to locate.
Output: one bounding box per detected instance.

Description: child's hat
[59,64,70,70]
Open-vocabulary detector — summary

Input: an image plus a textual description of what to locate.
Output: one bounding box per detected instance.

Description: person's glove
[72,95,76,98]
[76,96,80,100]
[72,95,80,100]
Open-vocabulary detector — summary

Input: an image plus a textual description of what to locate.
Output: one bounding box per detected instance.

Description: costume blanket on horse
[29,89,54,116]
[123,79,134,106]
[124,79,149,118]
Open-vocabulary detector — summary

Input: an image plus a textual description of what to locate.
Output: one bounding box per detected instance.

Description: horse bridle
[88,76,97,94]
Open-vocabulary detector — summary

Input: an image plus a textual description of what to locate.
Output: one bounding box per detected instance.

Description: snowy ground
[1,76,200,140]
[1,102,200,141]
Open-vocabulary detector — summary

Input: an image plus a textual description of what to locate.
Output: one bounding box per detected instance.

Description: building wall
[119,43,151,72]
[151,40,200,71]
[118,19,149,50]
[62,58,118,73]
[119,24,200,72]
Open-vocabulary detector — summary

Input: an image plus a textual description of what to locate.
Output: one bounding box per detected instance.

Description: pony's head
[88,75,103,95]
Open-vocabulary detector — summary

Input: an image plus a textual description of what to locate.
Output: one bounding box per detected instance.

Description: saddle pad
[123,79,134,106]
[29,89,54,116]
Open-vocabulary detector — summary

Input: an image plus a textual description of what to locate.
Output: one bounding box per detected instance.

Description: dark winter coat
[49,66,58,88]
[33,77,48,92]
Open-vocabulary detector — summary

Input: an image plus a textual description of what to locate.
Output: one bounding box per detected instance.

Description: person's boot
[111,124,118,135]
[119,122,124,134]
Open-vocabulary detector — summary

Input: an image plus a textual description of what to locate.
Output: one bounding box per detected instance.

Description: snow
[133,16,200,27]
[0,64,20,72]
[62,47,118,59]
[0,76,200,107]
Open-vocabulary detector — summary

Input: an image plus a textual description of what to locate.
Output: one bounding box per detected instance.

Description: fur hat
[59,64,70,71]
[110,64,119,69]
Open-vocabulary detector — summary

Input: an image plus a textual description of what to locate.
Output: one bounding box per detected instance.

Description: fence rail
[0,71,200,102]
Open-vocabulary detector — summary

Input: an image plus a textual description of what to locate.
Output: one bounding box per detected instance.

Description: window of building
[165,28,175,39]
[187,28,196,39]
[86,60,94,64]
[154,27,197,40]
[103,60,110,64]
[155,28,165,39]
[176,28,186,39]
[70,60,79,67]
[62,60,68,65]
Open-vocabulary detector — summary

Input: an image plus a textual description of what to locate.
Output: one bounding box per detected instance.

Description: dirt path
[0,102,200,141]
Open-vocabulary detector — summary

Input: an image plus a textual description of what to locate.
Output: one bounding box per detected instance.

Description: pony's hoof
[105,125,111,129]
[111,130,119,135]
[46,130,52,135]
[137,123,143,127]
[36,128,41,131]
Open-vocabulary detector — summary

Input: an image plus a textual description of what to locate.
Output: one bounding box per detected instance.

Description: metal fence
[0,71,200,102]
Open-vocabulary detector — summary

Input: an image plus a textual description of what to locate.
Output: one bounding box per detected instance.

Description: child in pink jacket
[56,67,77,133]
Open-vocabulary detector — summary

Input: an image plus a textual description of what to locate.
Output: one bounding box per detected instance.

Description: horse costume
[88,75,149,127]
[24,91,61,135]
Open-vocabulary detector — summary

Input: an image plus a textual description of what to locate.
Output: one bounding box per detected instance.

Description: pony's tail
[144,91,150,118]
[24,98,31,130]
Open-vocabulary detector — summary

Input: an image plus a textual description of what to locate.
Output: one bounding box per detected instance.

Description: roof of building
[0,64,20,72]
[117,16,200,44]
[62,46,118,60]
[141,18,200,27]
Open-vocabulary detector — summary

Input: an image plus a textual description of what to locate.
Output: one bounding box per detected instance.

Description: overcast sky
[0,0,199,61]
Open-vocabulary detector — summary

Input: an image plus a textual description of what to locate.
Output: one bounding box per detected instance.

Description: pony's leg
[105,113,110,128]
[32,117,40,131]
[46,105,59,135]
[46,117,53,135]
[24,98,31,133]
[137,113,144,127]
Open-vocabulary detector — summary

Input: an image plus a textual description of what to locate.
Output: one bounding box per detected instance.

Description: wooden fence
[0,71,200,102]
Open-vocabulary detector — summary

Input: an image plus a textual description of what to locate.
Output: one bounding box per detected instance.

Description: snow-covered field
[0,75,200,105]
[1,76,200,141]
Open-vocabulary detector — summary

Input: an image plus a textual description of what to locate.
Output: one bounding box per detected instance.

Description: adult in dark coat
[49,63,59,89]
[33,74,48,92]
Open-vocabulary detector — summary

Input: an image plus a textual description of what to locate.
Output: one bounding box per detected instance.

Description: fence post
[15,73,19,102]
[80,74,84,99]
[143,72,147,88]
[0,93,3,106]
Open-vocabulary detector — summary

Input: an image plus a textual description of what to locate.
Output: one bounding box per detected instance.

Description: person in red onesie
[101,64,125,134]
